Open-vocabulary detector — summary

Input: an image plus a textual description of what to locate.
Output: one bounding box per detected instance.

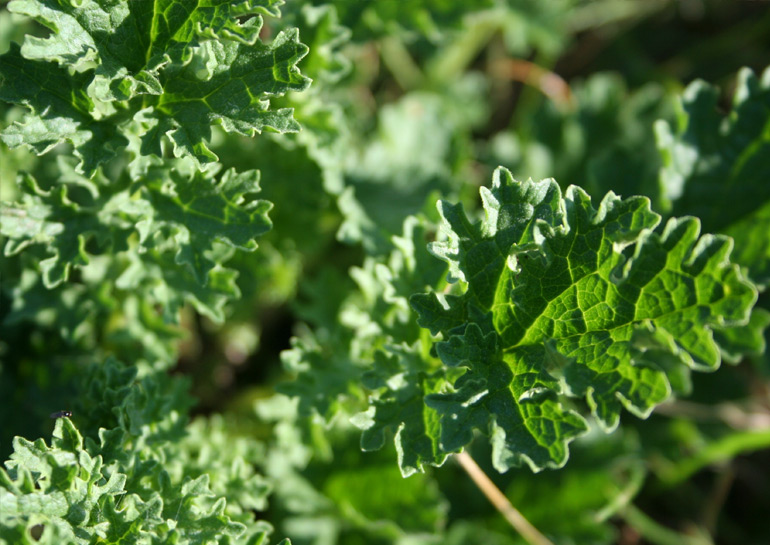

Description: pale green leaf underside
[411,168,756,472]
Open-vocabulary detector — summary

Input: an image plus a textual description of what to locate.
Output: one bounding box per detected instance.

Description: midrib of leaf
[146,0,203,64]
[503,247,726,369]
[155,54,286,109]
[731,116,770,172]
[493,204,723,359]
[153,194,269,235]
[489,208,609,346]
[148,0,163,65]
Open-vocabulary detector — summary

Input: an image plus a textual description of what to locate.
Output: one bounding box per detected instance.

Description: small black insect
[50,410,72,419]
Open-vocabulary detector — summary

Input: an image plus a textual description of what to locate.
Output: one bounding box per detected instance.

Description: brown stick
[455,451,556,545]
[491,59,575,110]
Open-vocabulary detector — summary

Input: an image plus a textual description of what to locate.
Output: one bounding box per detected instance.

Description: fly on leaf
[50,410,72,419]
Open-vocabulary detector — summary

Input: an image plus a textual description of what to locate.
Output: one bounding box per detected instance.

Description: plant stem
[454,451,555,545]
[490,58,575,110]
[701,465,734,534]
[379,36,424,90]
[655,428,770,486]
[621,504,714,545]
[426,16,498,83]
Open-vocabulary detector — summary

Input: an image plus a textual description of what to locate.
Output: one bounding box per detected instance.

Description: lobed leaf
[137,163,272,284]
[656,66,770,287]
[2,0,311,173]
[411,167,757,471]
[0,169,132,288]
[0,419,129,544]
[0,44,127,175]
[354,348,451,477]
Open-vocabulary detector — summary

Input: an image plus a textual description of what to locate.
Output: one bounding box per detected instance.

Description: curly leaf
[0,44,127,175]
[2,0,310,172]
[0,419,128,544]
[656,66,770,286]
[285,4,351,85]
[0,171,129,288]
[140,26,310,165]
[116,244,241,324]
[411,168,757,471]
[279,332,366,426]
[137,163,272,284]
[353,348,451,477]
[9,0,285,73]
[0,358,270,544]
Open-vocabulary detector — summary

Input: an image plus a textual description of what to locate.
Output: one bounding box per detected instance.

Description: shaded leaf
[656,67,770,287]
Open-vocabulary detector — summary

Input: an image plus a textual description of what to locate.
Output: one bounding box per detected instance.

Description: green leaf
[175,416,272,515]
[279,331,366,426]
[140,26,310,166]
[502,431,646,544]
[336,86,485,253]
[284,4,352,85]
[495,73,674,207]
[0,170,130,288]
[656,66,770,286]
[0,419,128,544]
[10,0,285,72]
[354,348,452,477]
[118,244,242,324]
[0,357,277,545]
[723,199,770,287]
[137,162,272,284]
[280,215,453,475]
[434,322,588,472]
[259,396,448,545]
[3,0,311,172]
[322,462,446,534]
[323,0,496,43]
[411,167,757,471]
[713,307,770,364]
[0,43,127,175]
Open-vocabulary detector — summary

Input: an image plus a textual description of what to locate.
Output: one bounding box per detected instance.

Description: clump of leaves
[2,2,770,545]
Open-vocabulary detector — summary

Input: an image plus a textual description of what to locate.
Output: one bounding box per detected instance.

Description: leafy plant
[2,1,770,545]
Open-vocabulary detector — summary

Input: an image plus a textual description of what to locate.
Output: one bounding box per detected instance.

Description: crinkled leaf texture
[136,162,272,285]
[410,167,757,473]
[0,358,280,545]
[656,66,770,287]
[0,159,269,323]
[0,419,128,544]
[1,0,310,174]
[279,215,454,477]
[0,418,247,545]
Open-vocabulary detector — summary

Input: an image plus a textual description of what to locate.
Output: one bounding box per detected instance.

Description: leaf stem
[454,451,555,545]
